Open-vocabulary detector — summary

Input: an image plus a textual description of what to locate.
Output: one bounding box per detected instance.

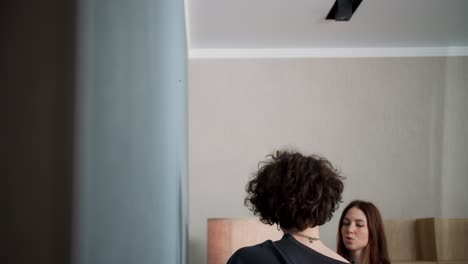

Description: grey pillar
[73,0,187,263]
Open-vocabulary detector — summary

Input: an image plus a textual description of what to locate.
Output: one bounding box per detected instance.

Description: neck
[350,249,363,264]
[285,226,320,242]
[297,226,320,237]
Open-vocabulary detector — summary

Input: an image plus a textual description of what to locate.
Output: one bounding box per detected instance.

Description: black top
[226,234,349,264]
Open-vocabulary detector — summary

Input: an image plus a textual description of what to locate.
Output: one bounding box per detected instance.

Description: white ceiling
[186,0,468,50]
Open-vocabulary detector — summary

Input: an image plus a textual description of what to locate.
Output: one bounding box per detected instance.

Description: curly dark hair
[244,150,344,231]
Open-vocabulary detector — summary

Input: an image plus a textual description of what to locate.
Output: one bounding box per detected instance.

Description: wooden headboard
[207,218,468,264]
[207,218,282,264]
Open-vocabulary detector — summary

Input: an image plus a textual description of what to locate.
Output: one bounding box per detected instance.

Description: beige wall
[188,57,468,264]
[441,57,468,217]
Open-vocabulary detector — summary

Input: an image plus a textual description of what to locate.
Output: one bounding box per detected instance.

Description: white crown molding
[189,47,468,59]
[184,0,191,49]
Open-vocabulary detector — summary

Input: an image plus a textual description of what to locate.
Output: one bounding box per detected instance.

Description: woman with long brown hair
[337,200,390,264]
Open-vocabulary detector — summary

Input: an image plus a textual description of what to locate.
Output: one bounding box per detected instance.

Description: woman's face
[341,207,369,254]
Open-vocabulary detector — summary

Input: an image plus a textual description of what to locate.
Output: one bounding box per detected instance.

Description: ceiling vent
[326,0,363,21]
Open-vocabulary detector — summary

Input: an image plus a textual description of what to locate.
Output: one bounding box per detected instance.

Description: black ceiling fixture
[326,0,363,21]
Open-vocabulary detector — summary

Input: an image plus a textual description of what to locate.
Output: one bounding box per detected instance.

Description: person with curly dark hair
[337,200,390,264]
[227,150,349,264]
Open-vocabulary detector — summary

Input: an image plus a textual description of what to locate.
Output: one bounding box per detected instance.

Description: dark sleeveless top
[227,234,350,264]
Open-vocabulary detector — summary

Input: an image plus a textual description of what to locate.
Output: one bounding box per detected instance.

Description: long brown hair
[337,200,390,264]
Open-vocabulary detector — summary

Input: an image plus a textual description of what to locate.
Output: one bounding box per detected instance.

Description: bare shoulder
[315,245,350,263]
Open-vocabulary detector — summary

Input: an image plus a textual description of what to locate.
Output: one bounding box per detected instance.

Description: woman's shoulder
[278,234,349,264]
[316,247,349,263]
[226,240,283,264]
